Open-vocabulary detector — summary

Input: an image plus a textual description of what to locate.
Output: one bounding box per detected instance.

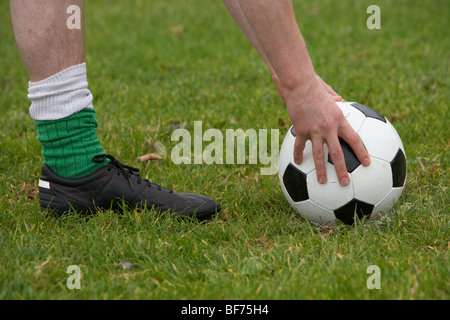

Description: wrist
[283,71,317,107]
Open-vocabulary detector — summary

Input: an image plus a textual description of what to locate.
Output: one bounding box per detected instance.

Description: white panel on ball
[278,132,295,179]
[278,128,322,176]
[352,157,392,204]
[386,118,405,153]
[293,199,336,225]
[370,187,404,221]
[358,118,402,162]
[336,101,367,133]
[307,163,354,210]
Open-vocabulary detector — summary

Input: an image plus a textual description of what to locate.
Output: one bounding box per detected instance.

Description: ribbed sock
[28,63,107,179]
[35,108,106,179]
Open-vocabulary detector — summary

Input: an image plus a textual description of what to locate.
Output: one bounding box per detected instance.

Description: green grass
[0,0,448,300]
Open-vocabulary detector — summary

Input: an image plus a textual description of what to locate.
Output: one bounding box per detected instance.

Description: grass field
[0,0,448,300]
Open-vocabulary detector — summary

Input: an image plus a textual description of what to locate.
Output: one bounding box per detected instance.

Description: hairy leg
[10,0,107,179]
[10,0,84,82]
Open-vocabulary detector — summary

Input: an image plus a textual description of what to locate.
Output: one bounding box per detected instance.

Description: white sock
[28,62,94,121]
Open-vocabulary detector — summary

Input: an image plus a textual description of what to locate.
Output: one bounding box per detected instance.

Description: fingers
[311,137,327,184]
[327,135,350,186]
[294,126,365,187]
[316,75,343,101]
[293,133,329,185]
[321,80,338,96]
[339,123,371,167]
[310,136,350,186]
[293,135,306,165]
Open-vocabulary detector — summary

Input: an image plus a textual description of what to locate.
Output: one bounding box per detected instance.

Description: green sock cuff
[36,108,106,179]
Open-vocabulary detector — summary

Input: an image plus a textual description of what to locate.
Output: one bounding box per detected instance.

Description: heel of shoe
[38,179,67,216]
[39,178,94,216]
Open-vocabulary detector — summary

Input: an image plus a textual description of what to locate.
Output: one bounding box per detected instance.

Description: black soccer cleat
[38,154,220,220]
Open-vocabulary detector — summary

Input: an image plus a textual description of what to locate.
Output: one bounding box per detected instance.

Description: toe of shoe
[177,194,221,220]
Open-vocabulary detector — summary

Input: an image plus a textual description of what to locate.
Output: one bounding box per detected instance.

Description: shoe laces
[93,154,172,193]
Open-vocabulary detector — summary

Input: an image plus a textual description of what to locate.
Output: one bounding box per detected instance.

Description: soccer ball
[278,102,407,225]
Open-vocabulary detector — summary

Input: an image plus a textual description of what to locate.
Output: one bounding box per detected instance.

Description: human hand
[315,75,343,102]
[272,73,343,103]
[285,76,371,186]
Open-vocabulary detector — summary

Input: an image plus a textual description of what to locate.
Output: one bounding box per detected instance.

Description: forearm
[222,0,275,75]
[235,0,316,96]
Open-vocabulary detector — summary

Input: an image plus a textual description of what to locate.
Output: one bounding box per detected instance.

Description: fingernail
[319,176,327,184]
[340,178,349,186]
[363,157,371,166]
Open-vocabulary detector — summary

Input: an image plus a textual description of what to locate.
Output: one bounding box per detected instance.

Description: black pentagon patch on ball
[328,137,361,173]
[334,199,374,225]
[350,103,386,123]
[391,149,407,187]
[282,163,309,202]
